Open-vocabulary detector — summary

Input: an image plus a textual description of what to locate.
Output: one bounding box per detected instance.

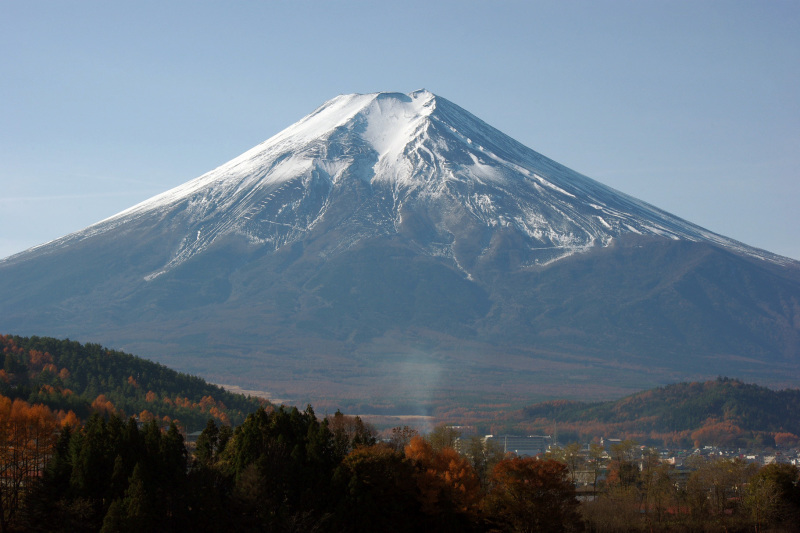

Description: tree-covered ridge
[522,377,800,447]
[0,335,263,429]
[16,404,584,533]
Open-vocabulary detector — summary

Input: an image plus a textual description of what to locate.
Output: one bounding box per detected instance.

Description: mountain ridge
[0,334,262,429]
[521,376,800,447]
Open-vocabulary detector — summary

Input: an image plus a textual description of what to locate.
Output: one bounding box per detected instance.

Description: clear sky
[1,1,798,260]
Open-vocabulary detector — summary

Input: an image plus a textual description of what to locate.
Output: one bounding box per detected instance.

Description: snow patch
[362,91,435,160]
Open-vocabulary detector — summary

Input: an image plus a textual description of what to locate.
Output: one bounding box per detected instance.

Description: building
[485,434,552,457]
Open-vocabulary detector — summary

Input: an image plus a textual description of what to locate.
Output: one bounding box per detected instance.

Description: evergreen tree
[99,499,125,533]
[195,419,219,467]
[120,463,155,532]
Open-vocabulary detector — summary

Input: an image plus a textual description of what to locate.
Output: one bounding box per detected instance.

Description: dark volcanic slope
[1,90,799,409]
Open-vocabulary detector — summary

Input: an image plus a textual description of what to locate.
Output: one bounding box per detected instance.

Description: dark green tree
[195,419,220,466]
[331,444,426,532]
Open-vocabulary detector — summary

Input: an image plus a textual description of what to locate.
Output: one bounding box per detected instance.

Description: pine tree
[120,463,155,532]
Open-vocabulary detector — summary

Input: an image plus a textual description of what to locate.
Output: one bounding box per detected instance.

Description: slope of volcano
[2,90,798,411]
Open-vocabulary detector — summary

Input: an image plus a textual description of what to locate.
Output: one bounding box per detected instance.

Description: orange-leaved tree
[484,457,582,533]
[0,396,59,531]
[404,436,481,516]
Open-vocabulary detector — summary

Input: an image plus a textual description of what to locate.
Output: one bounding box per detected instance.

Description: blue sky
[2,1,798,260]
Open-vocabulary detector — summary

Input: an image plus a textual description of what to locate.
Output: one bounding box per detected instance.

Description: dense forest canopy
[5,402,800,532]
[0,335,263,430]
[522,377,800,448]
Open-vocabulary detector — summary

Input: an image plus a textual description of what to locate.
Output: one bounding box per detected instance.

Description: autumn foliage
[2,393,797,532]
[484,457,582,532]
[3,335,800,531]
[0,334,260,431]
[0,394,75,530]
[90,394,116,415]
[404,436,481,515]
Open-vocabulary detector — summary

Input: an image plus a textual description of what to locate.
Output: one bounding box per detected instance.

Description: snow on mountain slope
[4,90,793,279]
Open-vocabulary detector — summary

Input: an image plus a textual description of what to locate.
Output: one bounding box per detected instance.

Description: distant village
[485,433,800,468]
[455,430,800,496]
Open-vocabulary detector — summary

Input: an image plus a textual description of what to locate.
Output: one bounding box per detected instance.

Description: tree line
[4,401,800,532]
[7,405,582,532]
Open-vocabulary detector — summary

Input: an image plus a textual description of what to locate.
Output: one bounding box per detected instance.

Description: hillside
[521,377,800,448]
[0,334,263,430]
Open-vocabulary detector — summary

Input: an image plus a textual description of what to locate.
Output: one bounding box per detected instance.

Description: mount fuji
[2,90,799,410]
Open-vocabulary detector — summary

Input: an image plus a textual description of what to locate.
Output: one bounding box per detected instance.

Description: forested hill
[0,334,263,429]
[522,378,800,447]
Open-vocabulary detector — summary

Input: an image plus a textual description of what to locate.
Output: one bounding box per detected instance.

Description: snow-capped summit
[11,90,788,282]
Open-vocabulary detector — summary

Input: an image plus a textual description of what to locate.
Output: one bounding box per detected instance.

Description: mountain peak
[360,90,436,160]
[4,90,795,275]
